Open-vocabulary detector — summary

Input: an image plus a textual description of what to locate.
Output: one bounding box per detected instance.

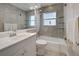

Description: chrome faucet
[9,31,16,37]
[9,24,17,37]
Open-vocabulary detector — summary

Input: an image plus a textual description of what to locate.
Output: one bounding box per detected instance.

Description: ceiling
[10,3,53,11]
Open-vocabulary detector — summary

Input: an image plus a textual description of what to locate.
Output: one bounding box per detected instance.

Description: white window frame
[43,12,56,26]
[29,15,35,26]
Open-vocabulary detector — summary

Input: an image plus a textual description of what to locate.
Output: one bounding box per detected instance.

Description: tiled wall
[26,4,64,38]
[39,4,64,38]
[0,3,27,32]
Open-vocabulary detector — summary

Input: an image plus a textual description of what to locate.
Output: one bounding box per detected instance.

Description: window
[43,12,56,26]
[29,15,35,26]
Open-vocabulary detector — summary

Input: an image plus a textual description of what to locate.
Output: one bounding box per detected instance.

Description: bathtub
[37,36,68,56]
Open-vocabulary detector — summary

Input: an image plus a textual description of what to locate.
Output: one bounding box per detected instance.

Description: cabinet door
[14,35,36,56]
[23,36,36,56]
[14,49,24,56]
[0,41,24,56]
[0,35,36,56]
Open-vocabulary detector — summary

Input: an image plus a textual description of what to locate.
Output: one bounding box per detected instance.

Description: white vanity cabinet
[0,35,36,56]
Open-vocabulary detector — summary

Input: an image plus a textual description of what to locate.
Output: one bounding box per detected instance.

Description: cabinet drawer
[23,36,36,56]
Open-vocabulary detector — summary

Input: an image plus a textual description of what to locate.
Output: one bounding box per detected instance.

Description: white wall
[64,3,79,43]
[64,3,79,55]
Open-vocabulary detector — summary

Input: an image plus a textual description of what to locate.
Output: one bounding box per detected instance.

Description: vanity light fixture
[30,6,34,10]
[48,6,53,10]
[39,9,42,12]
[30,5,39,10]
[34,5,38,9]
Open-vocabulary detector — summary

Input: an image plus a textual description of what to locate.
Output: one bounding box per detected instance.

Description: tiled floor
[45,48,67,56]
[36,45,67,56]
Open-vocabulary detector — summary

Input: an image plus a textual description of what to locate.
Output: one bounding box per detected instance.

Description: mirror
[0,3,36,32]
[0,3,64,39]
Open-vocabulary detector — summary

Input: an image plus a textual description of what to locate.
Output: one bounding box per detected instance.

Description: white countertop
[0,32,36,50]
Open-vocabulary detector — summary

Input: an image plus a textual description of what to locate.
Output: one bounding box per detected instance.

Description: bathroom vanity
[0,30,36,56]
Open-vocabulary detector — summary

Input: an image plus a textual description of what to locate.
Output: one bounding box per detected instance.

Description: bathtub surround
[0,3,26,32]
[26,4,64,38]
[39,4,64,38]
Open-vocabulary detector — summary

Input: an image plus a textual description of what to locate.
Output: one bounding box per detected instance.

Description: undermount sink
[0,32,10,38]
[0,28,36,38]
[26,29,37,33]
